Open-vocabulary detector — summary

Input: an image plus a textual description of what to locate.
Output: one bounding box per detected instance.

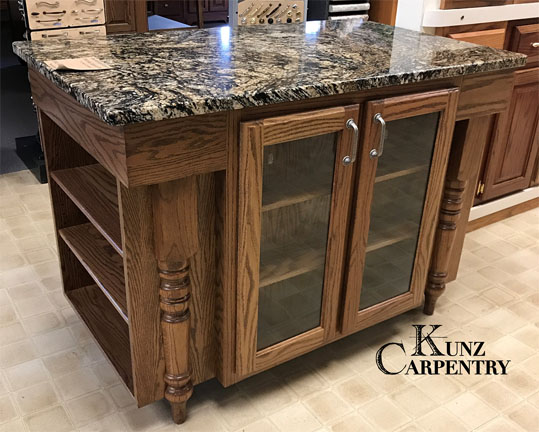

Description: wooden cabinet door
[105,0,147,33]
[342,89,459,334]
[480,68,539,202]
[236,105,360,376]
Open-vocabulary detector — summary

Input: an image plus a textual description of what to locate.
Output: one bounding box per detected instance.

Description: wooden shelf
[52,165,123,256]
[366,221,418,253]
[262,175,333,212]
[260,237,327,288]
[59,223,128,322]
[375,165,429,184]
[67,284,133,392]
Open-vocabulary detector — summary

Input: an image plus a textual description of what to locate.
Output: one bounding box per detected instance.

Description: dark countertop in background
[13,20,526,126]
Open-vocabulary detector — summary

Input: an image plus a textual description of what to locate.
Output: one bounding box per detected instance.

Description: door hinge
[476,180,485,197]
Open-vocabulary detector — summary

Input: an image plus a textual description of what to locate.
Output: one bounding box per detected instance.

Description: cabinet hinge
[476,180,485,197]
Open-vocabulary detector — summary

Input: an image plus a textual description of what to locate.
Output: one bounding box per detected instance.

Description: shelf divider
[59,223,128,322]
[52,164,123,256]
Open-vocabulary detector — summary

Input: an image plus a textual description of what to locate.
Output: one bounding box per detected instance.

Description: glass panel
[359,112,440,310]
[257,133,337,351]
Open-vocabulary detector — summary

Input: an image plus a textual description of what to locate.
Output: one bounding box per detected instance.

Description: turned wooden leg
[153,177,199,424]
[424,179,465,315]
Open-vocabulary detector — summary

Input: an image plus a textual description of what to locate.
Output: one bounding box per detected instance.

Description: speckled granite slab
[13,20,526,126]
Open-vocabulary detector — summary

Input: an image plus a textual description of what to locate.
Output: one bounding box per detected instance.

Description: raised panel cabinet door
[342,89,459,334]
[236,105,360,376]
[209,0,227,12]
[105,0,147,33]
[480,68,539,202]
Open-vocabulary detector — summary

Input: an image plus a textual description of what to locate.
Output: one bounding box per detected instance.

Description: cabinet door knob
[370,113,386,159]
[531,42,539,48]
[342,118,359,166]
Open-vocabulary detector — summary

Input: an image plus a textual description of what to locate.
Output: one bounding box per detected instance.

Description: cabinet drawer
[448,28,506,49]
[509,24,539,66]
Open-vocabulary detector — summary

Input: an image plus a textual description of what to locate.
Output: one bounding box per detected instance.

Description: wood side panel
[38,109,95,293]
[215,111,240,387]
[123,112,228,186]
[29,70,128,184]
[189,173,218,385]
[118,184,165,407]
[457,71,515,120]
[236,122,263,376]
[467,197,539,232]
[447,116,495,281]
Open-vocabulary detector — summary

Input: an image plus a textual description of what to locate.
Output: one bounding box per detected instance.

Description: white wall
[395,0,439,32]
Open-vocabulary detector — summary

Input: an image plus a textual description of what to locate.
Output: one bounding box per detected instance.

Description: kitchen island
[13,20,525,424]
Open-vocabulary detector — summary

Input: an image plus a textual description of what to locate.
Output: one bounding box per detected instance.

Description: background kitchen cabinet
[105,0,148,33]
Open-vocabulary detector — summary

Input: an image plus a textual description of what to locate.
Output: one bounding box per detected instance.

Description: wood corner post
[424,179,465,315]
[152,176,199,424]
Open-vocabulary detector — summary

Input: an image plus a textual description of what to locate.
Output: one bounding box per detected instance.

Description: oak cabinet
[235,89,459,377]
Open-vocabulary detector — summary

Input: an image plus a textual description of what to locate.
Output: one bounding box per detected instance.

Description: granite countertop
[13,20,526,126]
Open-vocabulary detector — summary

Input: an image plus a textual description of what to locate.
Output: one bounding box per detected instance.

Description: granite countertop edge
[13,31,527,127]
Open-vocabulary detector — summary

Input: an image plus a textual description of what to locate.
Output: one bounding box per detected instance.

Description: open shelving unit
[49,161,133,394]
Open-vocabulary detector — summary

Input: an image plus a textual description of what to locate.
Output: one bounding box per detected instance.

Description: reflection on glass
[359,113,440,310]
[257,133,337,351]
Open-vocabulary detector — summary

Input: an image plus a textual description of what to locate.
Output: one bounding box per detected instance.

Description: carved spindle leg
[153,177,199,424]
[424,180,465,315]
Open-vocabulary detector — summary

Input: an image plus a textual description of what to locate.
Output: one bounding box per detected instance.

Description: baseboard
[467,189,539,232]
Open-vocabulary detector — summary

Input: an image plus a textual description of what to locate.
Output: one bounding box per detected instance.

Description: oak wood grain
[52,164,122,256]
[30,69,128,184]
[59,223,128,322]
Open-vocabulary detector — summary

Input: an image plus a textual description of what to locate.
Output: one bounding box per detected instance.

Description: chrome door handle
[370,113,386,159]
[342,118,359,166]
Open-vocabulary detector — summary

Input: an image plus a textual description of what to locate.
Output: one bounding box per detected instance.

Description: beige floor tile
[24,248,56,265]
[65,391,114,427]
[108,384,135,409]
[22,312,65,336]
[417,376,464,404]
[32,328,76,356]
[446,392,499,429]
[475,416,524,432]
[6,282,43,303]
[470,246,505,263]
[214,395,263,430]
[0,418,26,432]
[416,407,468,432]
[499,368,539,398]
[69,322,92,342]
[120,401,174,432]
[506,402,539,432]
[0,255,26,273]
[47,291,70,309]
[244,380,296,415]
[477,266,513,284]
[521,354,539,377]
[284,369,327,398]
[528,391,539,410]
[473,381,522,412]
[14,295,55,318]
[32,261,61,280]
[358,397,411,431]
[5,359,49,391]
[55,367,101,400]
[489,335,535,365]
[361,367,408,394]
[482,286,516,306]
[234,418,278,432]
[0,323,27,347]
[14,381,59,415]
[269,402,321,432]
[24,405,74,432]
[501,279,536,298]
[390,384,437,418]
[40,275,62,292]
[91,361,121,387]
[458,272,495,291]
[335,376,378,408]
[42,342,103,378]
[329,413,376,432]
[79,412,128,432]
[303,390,352,424]
[0,266,40,289]
[0,304,17,328]
[0,395,17,424]
[0,340,36,369]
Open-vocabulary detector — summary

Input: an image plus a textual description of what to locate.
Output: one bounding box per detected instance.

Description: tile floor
[0,169,538,432]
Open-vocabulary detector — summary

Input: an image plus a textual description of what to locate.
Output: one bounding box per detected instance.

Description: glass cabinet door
[342,89,459,333]
[237,105,360,375]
